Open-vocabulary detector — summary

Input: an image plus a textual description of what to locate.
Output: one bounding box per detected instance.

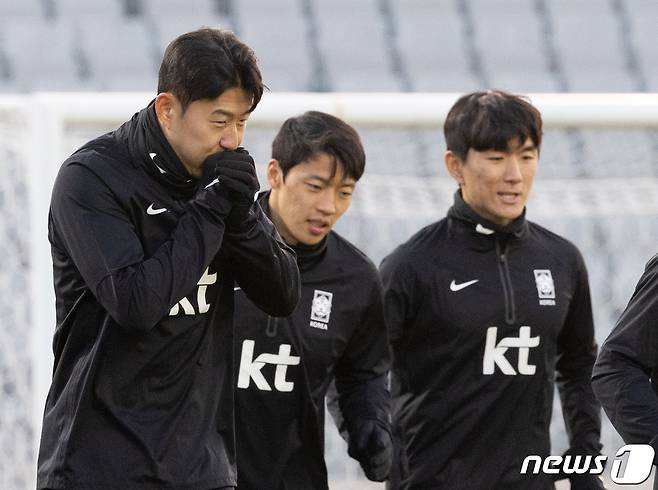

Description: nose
[316,190,337,216]
[219,124,240,151]
[504,157,523,183]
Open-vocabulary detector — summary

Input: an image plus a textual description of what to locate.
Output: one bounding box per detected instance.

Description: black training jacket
[592,254,658,489]
[37,104,300,490]
[234,192,390,490]
[380,192,601,490]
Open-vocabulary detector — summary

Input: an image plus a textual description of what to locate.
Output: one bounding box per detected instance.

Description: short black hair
[158,27,263,113]
[444,90,543,160]
[271,111,366,182]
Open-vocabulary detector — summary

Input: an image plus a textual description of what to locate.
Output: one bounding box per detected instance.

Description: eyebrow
[210,109,250,118]
[499,144,536,153]
[306,174,356,186]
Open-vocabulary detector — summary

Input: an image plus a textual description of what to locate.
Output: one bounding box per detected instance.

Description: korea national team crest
[310,290,333,330]
[533,269,556,306]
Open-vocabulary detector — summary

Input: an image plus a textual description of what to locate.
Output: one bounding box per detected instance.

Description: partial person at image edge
[234,111,392,489]
[37,28,300,490]
[593,255,658,489]
[380,90,605,490]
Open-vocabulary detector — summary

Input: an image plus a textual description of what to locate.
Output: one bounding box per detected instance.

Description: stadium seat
[52,0,122,19]
[141,0,218,17]
[0,0,44,17]
[3,18,91,91]
[626,0,658,91]
[548,0,635,92]
[312,0,401,91]
[236,0,312,92]
[150,12,234,61]
[390,0,478,92]
[78,15,157,91]
[470,0,558,92]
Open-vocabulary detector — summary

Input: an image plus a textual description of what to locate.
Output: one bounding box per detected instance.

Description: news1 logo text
[521,444,655,485]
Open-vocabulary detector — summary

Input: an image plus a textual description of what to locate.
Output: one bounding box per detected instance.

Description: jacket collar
[120,100,197,199]
[447,190,528,240]
[257,191,328,271]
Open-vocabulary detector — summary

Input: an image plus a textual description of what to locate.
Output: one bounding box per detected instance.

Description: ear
[444,150,465,186]
[267,159,284,189]
[154,92,177,130]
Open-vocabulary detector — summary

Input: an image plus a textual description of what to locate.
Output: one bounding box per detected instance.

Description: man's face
[267,152,356,246]
[156,87,253,177]
[445,137,538,226]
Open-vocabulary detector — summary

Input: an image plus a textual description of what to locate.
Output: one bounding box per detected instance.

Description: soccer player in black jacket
[380,91,604,489]
[37,28,300,490]
[233,111,391,489]
[593,258,658,488]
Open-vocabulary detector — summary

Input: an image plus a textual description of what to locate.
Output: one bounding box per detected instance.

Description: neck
[267,193,298,246]
[156,112,197,178]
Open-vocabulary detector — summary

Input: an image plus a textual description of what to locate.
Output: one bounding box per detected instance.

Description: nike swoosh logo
[450,279,479,291]
[233,286,241,291]
[146,204,168,215]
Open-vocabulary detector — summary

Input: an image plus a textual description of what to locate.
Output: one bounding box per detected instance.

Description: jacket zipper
[496,238,516,325]
[266,316,279,337]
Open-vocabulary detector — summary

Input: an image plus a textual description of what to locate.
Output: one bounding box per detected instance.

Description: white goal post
[1,91,657,489]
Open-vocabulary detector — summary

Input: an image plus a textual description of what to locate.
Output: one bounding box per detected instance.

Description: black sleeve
[592,254,658,454]
[332,273,391,427]
[220,202,300,317]
[328,273,391,480]
[379,248,419,343]
[555,250,602,456]
[51,162,233,331]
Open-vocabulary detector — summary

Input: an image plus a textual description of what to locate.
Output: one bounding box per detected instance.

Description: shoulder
[644,253,658,272]
[526,221,585,265]
[526,221,580,254]
[66,131,131,173]
[51,132,136,210]
[634,253,658,289]
[55,132,134,191]
[327,231,379,280]
[381,218,448,274]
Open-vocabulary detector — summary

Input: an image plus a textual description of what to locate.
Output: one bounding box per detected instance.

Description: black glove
[347,418,393,482]
[202,148,260,230]
[568,474,606,489]
[204,147,259,203]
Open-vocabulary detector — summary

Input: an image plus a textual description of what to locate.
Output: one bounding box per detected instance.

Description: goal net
[1,92,657,489]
